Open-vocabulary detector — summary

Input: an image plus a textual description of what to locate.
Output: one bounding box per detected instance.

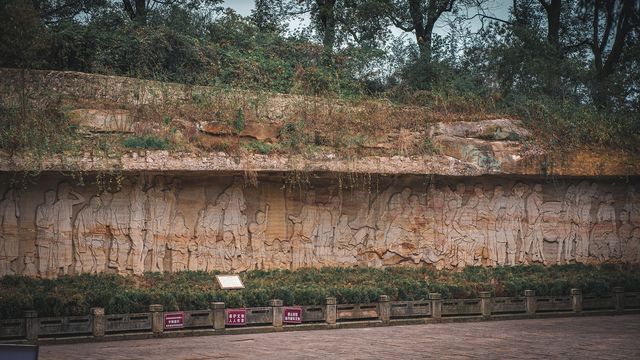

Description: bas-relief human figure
[619,210,640,263]
[194,196,225,271]
[315,190,341,264]
[575,181,598,262]
[262,236,289,270]
[249,205,269,270]
[146,176,180,272]
[591,193,618,261]
[169,213,190,271]
[625,186,640,227]
[36,190,57,278]
[74,196,107,274]
[288,190,319,264]
[223,177,249,253]
[523,184,545,263]
[105,187,133,274]
[497,183,521,266]
[129,175,148,275]
[3,175,640,280]
[490,185,509,266]
[0,189,20,276]
[53,182,85,275]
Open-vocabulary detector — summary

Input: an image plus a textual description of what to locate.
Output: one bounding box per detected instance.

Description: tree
[0,0,50,68]
[582,0,640,107]
[387,0,457,59]
[538,0,561,50]
[33,0,107,24]
[120,0,221,23]
[256,0,389,66]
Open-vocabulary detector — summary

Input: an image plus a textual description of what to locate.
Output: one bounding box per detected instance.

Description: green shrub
[244,140,273,154]
[1,265,639,319]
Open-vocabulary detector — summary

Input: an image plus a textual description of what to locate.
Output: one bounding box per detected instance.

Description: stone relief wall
[0,174,639,278]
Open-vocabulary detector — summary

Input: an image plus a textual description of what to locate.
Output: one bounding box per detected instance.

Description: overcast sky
[221,0,513,37]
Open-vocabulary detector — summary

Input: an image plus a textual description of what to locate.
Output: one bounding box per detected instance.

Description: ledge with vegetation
[0,264,638,320]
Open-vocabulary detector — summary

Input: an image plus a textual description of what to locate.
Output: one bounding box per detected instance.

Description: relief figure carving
[523,184,545,263]
[249,205,269,270]
[130,176,148,275]
[53,182,85,275]
[0,189,20,276]
[35,190,56,278]
[575,181,598,262]
[222,178,249,253]
[73,196,107,274]
[505,183,527,265]
[169,213,190,271]
[490,185,508,266]
[590,193,618,261]
[105,188,132,274]
[289,190,319,266]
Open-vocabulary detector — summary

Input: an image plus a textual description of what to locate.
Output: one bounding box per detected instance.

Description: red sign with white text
[225,309,247,326]
[164,312,184,329]
[283,307,302,324]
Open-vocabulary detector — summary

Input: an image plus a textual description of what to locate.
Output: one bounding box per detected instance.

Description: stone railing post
[149,304,164,335]
[91,307,105,338]
[525,290,536,316]
[270,299,284,330]
[378,295,390,324]
[429,293,442,320]
[211,302,226,331]
[24,310,38,342]
[571,289,582,313]
[479,291,492,319]
[326,297,337,328]
[613,287,624,312]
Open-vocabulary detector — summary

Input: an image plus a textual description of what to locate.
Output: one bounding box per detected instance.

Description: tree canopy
[0,0,639,147]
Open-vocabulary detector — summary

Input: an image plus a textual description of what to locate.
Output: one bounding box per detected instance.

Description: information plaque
[216,275,245,290]
[283,307,303,324]
[164,312,185,329]
[225,309,247,326]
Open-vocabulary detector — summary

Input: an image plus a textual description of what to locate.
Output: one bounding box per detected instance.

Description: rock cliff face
[0,69,639,277]
[1,173,639,278]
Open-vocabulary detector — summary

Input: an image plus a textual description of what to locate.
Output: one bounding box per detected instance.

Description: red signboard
[283,307,302,324]
[164,312,184,329]
[225,309,247,326]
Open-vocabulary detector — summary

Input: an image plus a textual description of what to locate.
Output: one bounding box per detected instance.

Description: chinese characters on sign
[283,307,302,324]
[164,312,185,330]
[225,309,247,326]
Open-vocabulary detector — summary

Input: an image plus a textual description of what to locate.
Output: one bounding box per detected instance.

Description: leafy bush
[244,140,273,154]
[1,265,639,319]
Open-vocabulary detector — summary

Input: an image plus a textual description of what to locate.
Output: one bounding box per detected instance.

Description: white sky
[222,0,513,37]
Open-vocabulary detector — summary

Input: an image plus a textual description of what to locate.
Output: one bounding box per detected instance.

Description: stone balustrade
[1,288,638,344]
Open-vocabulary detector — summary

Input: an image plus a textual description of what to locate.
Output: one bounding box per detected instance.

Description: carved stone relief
[0,174,639,278]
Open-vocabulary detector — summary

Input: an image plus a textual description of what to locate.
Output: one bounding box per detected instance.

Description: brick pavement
[39,315,640,360]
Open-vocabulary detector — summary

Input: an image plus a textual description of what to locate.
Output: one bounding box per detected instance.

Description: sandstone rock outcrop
[1,69,638,278]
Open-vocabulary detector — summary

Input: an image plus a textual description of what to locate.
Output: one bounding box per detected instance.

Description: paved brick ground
[40,315,640,360]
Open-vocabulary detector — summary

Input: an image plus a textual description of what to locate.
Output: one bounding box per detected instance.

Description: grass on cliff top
[0,264,638,319]
[3,70,639,165]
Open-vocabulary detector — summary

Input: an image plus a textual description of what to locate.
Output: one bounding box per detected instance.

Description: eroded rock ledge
[1,69,639,278]
[1,147,638,177]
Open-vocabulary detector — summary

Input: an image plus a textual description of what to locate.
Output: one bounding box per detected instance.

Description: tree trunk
[122,0,147,22]
[539,0,562,96]
[546,0,561,51]
[408,0,429,57]
[318,0,337,66]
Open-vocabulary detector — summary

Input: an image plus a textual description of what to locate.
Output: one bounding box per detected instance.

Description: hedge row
[1,264,639,319]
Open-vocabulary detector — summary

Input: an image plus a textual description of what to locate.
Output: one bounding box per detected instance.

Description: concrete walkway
[40,314,640,359]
